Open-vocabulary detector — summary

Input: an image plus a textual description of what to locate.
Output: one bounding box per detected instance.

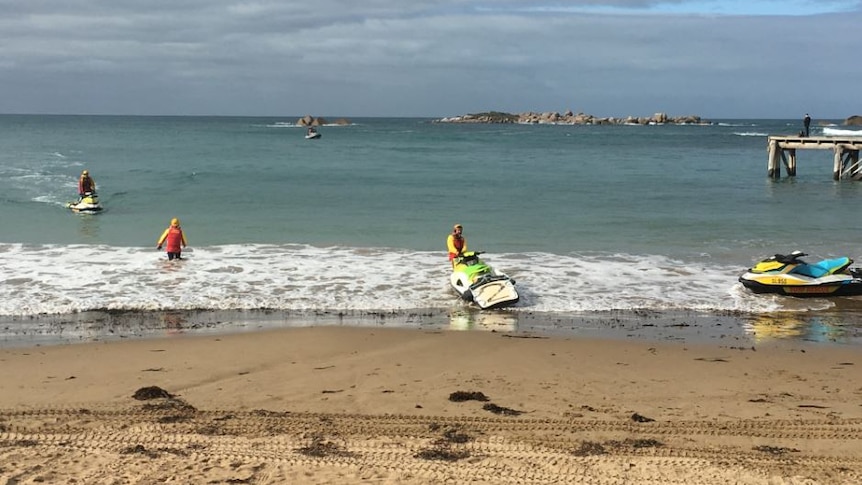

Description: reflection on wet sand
[449,310,517,332]
[743,313,852,343]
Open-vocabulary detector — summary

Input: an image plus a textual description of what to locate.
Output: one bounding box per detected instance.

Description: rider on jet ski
[447,223,467,266]
[78,170,96,200]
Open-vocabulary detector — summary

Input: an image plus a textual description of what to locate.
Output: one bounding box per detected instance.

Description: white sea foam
[733,132,768,137]
[0,243,811,317]
[822,127,862,137]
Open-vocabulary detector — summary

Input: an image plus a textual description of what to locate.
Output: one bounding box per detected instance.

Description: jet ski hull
[67,193,103,213]
[67,204,103,213]
[739,273,862,298]
[467,276,519,309]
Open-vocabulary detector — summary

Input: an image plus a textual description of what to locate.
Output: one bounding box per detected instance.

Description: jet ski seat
[790,257,851,278]
[790,264,829,278]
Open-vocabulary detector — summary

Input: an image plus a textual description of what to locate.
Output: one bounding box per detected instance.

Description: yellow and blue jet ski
[450,251,519,309]
[739,250,862,297]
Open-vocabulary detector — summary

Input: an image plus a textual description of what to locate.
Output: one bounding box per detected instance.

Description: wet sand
[0,318,860,484]
[6,306,858,349]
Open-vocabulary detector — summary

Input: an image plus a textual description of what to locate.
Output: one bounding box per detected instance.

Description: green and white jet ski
[449,251,519,309]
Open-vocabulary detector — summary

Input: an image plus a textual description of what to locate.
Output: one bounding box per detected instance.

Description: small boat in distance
[305,127,321,139]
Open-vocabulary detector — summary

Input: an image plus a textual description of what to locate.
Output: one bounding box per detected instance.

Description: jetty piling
[767,136,862,180]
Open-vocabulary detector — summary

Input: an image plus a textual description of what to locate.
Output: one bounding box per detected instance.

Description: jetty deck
[767,135,862,179]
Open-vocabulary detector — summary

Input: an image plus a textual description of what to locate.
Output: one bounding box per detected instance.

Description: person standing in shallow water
[157,218,188,261]
[447,224,467,266]
[804,114,811,137]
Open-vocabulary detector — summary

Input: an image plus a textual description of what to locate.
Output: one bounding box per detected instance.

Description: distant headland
[435,110,709,125]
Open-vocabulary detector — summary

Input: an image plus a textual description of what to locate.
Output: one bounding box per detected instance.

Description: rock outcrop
[297,115,318,126]
[845,115,862,126]
[297,115,351,126]
[436,111,709,125]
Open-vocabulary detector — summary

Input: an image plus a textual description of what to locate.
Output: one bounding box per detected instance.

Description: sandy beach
[0,324,860,484]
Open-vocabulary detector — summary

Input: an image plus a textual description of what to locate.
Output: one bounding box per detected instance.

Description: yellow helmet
[82,170,88,175]
[453,223,462,230]
[170,218,180,226]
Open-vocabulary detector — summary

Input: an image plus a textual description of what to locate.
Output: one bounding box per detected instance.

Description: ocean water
[3,114,862,344]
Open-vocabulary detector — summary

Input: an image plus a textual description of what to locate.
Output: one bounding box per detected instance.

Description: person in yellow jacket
[446,223,467,266]
[156,218,188,261]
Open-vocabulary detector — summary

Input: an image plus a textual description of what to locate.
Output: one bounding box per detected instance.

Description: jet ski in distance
[739,250,862,297]
[450,251,519,309]
[67,192,103,214]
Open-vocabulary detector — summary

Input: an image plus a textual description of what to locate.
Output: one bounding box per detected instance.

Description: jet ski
[305,128,321,139]
[450,251,519,309]
[739,250,862,297]
[66,192,103,214]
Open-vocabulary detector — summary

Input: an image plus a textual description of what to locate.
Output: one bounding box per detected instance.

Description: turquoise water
[2,114,862,344]
[4,115,860,255]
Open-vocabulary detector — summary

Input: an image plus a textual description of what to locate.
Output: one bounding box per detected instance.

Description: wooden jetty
[767,136,862,180]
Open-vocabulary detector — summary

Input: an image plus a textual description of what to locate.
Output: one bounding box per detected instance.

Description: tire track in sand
[0,404,860,484]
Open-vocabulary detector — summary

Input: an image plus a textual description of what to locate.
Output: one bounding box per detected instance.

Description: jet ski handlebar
[773,251,807,264]
[455,251,484,264]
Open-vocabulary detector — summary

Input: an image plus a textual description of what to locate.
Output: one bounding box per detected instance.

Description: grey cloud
[0,1,860,117]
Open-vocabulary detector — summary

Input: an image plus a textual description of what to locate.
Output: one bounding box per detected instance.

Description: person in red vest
[156,218,188,261]
[446,223,467,266]
[78,170,96,198]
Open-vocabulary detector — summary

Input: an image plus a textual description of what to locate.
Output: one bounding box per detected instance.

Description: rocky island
[297,115,351,126]
[436,110,709,125]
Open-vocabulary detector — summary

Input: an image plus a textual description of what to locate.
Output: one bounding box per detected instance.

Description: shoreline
[0,325,860,483]
[0,308,753,349]
[2,307,861,349]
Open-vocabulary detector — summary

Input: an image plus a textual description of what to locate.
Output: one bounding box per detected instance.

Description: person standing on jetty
[157,218,188,261]
[447,223,467,266]
[804,114,811,137]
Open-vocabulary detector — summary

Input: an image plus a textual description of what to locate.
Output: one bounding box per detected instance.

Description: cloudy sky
[1,0,860,118]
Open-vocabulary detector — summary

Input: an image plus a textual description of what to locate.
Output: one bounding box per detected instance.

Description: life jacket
[79,176,95,194]
[164,227,184,253]
[452,235,465,252]
[448,234,466,260]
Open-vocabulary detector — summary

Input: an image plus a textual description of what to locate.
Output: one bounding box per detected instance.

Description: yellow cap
[82,170,88,175]
[453,223,462,230]
[170,218,180,226]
